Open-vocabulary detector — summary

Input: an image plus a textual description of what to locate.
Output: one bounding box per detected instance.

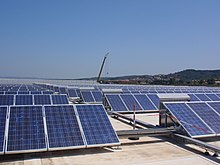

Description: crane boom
[97,53,109,83]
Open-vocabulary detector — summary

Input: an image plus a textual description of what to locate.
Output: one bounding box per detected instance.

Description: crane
[97,53,109,84]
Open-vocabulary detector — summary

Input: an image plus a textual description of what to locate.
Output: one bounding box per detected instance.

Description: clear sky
[1,0,220,79]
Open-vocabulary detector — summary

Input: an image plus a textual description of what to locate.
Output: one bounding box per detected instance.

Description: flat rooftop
[1,114,219,165]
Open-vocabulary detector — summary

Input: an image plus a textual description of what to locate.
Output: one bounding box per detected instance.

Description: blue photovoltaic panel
[188,94,200,101]
[31,91,42,95]
[0,95,14,105]
[81,91,95,102]
[134,95,157,110]
[34,95,51,105]
[207,102,220,114]
[76,105,119,146]
[194,94,211,101]
[120,94,143,110]
[92,91,102,102]
[45,105,85,150]
[59,87,68,94]
[147,94,159,108]
[205,94,220,101]
[164,103,214,137]
[5,91,17,95]
[51,95,69,104]
[67,89,78,97]
[0,107,7,154]
[15,95,33,105]
[43,91,54,94]
[187,102,220,134]
[7,106,46,153]
[18,91,29,95]
[106,94,128,112]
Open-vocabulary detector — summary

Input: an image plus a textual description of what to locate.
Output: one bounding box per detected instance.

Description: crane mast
[97,53,109,83]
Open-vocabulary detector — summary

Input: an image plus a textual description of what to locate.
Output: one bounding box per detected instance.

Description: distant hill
[168,69,220,81]
[84,69,220,85]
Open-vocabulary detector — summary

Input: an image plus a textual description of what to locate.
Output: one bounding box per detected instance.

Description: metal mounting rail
[112,112,157,128]
[173,134,220,154]
[116,128,175,137]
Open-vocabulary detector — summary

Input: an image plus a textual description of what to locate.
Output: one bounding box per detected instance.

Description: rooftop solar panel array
[164,101,220,138]
[0,103,119,154]
[51,95,69,105]
[15,95,33,105]
[120,94,143,110]
[164,103,214,138]
[81,91,95,103]
[0,95,14,106]
[105,94,128,112]
[34,95,51,105]
[0,107,7,155]
[187,102,220,135]
[45,105,85,150]
[106,94,159,112]
[75,104,120,146]
[6,106,47,153]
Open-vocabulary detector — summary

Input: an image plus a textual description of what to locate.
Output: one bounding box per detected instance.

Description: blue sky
[1,0,220,79]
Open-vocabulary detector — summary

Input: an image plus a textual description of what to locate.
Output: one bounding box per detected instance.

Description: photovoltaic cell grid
[194,94,211,101]
[0,95,14,105]
[81,91,95,103]
[207,101,220,114]
[134,94,157,110]
[92,91,102,102]
[67,89,78,97]
[76,105,120,146]
[106,95,128,112]
[205,94,220,101]
[164,103,214,138]
[0,107,7,154]
[6,106,46,153]
[45,105,85,150]
[34,95,51,105]
[120,94,143,110]
[51,95,69,104]
[187,102,220,134]
[15,95,33,105]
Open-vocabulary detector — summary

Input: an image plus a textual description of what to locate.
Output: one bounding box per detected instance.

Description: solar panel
[188,94,200,101]
[0,95,14,106]
[105,94,128,112]
[147,94,159,108]
[44,105,85,150]
[5,91,17,95]
[187,102,220,135]
[205,94,220,101]
[120,94,143,110]
[164,103,214,138]
[34,95,51,105]
[194,94,211,101]
[15,95,33,105]
[75,104,120,147]
[134,94,157,110]
[59,87,68,94]
[81,91,95,103]
[43,91,54,94]
[0,107,7,154]
[67,89,78,97]
[51,95,69,104]
[92,91,102,102]
[207,101,220,114]
[6,106,47,153]
[31,91,42,95]
[18,91,29,95]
